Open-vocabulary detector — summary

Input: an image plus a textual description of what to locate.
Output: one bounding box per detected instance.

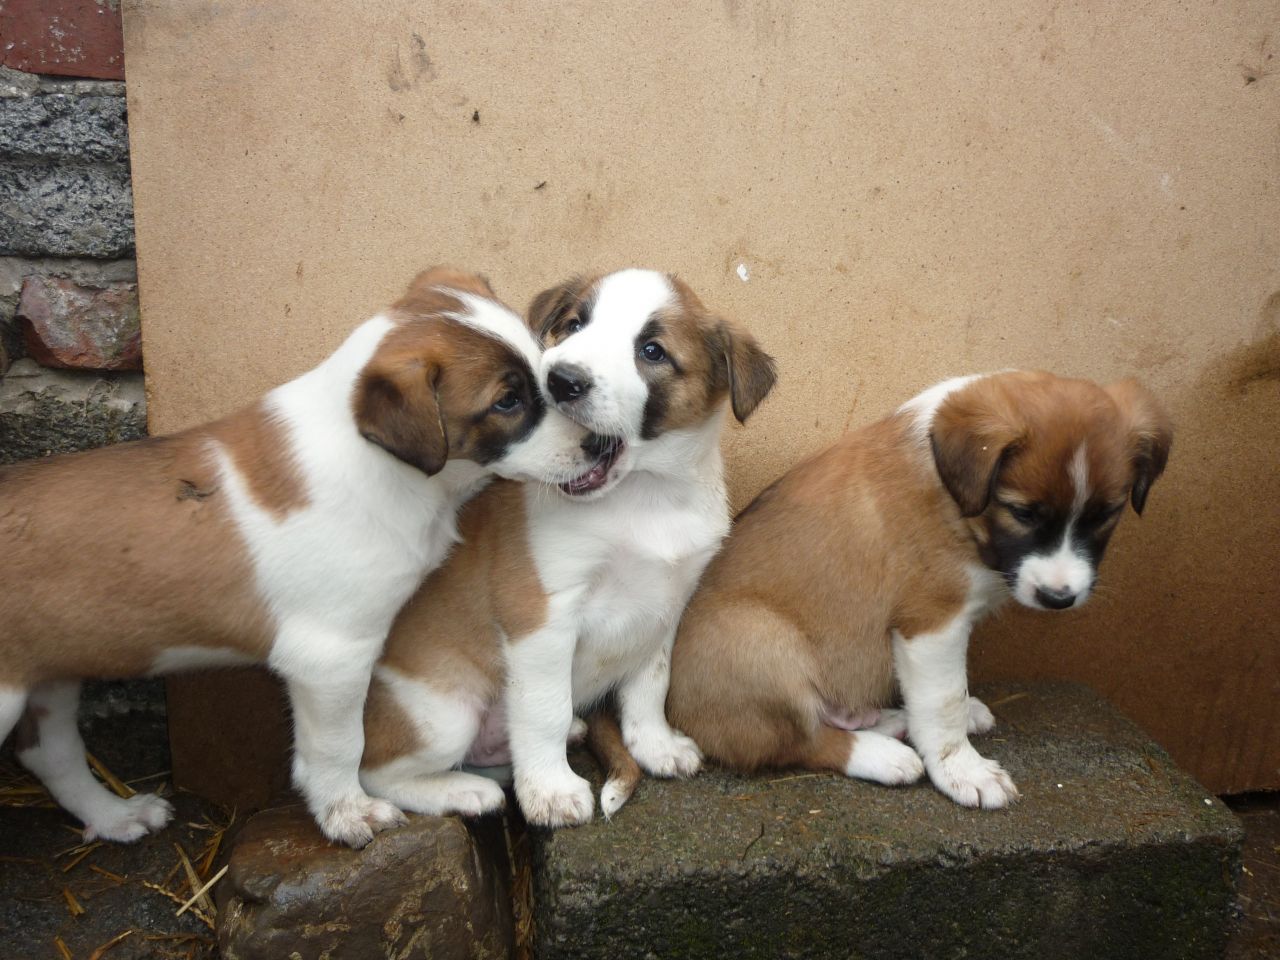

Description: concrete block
[531,682,1242,960]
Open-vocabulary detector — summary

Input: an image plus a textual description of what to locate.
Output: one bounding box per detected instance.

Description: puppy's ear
[929,382,1022,517]
[402,266,495,301]
[353,360,448,475]
[527,276,589,342]
[1105,378,1172,514]
[714,317,778,423]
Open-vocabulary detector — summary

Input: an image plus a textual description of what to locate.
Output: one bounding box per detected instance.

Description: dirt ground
[1226,792,1280,959]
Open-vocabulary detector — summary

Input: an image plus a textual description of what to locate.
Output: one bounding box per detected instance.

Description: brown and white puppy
[361,268,776,825]
[0,267,599,845]
[665,371,1171,808]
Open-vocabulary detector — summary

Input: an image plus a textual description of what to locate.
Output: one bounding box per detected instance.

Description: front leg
[617,625,702,779]
[505,621,593,827]
[272,630,405,847]
[892,620,1019,809]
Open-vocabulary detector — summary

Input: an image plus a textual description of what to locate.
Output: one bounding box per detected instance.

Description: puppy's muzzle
[1034,586,1077,609]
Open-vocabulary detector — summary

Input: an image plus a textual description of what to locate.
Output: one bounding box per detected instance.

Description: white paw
[83,793,174,843]
[845,732,924,785]
[516,770,594,827]
[624,725,702,778]
[442,778,506,817]
[868,708,909,741]
[967,697,996,735]
[319,795,407,848]
[929,745,1019,809]
[600,776,638,819]
[567,717,588,746]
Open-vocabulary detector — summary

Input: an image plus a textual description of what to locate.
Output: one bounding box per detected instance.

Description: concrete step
[214,682,1241,959]
[530,682,1242,960]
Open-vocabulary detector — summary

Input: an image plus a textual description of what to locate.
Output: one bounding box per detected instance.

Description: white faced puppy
[361,269,777,825]
[0,267,595,846]
[668,371,1171,809]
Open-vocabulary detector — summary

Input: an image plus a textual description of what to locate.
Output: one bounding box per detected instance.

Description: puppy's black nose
[1035,586,1077,610]
[547,364,592,404]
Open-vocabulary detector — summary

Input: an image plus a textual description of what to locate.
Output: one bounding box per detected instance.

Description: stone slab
[531,682,1242,960]
[0,93,130,162]
[19,274,141,370]
[0,357,144,462]
[0,158,134,258]
[217,804,514,960]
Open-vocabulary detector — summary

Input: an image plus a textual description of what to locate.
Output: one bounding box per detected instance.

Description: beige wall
[123,1,1279,793]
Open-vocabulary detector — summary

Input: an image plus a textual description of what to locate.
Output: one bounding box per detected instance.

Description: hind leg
[17,681,172,842]
[0,685,28,748]
[784,725,924,786]
[362,679,504,817]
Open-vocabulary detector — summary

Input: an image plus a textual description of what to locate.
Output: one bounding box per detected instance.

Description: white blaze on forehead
[440,288,540,369]
[1068,442,1089,515]
[588,269,676,334]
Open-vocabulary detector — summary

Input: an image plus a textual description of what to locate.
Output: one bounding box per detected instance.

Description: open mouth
[560,436,625,496]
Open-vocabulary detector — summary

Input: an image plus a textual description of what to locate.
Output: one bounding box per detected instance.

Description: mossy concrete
[531,682,1241,960]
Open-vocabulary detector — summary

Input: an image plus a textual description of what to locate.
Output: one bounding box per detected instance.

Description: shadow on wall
[972,294,1280,795]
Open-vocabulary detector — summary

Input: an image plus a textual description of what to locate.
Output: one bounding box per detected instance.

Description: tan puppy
[0,268,597,845]
[666,371,1171,809]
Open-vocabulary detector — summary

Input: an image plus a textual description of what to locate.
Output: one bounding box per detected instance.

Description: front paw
[625,725,702,778]
[516,771,594,827]
[928,745,1019,809]
[319,795,407,848]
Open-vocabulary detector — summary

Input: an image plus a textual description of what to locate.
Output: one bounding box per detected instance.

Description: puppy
[666,371,1171,808]
[361,269,777,825]
[0,267,596,845]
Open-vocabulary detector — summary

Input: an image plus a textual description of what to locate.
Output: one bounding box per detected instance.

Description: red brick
[0,0,125,81]
[18,274,141,371]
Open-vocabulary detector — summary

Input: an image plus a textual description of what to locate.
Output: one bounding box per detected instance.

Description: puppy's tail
[586,710,642,819]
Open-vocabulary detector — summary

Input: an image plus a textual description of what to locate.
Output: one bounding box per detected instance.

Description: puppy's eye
[565,317,585,335]
[492,390,523,413]
[1005,502,1038,525]
[640,341,667,363]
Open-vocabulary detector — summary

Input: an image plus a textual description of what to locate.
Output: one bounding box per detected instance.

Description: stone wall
[0,7,157,715]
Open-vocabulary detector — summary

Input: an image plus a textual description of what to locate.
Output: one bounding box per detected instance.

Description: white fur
[845,731,925,785]
[148,646,257,675]
[891,572,1020,809]
[899,373,985,443]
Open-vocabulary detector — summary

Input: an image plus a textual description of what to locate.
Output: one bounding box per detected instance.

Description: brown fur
[668,371,1169,775]
[585,709,643,805]
[362,479,544,767]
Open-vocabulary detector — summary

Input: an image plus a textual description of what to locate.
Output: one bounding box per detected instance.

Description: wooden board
[122,0,1280,796]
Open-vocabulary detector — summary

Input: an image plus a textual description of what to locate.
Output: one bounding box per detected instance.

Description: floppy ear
[353,361,448,475]
[929,384,1022,517]
[1105,378,1172,514]
[715,317,778,423]
[527,276,589,342]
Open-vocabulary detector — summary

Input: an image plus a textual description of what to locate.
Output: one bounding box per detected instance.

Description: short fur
[667,371,1171,808]
[361,269,777,825]
[0,267,596,845]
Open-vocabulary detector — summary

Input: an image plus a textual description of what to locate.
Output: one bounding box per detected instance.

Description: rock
[531,682,1242,960]
[0,158,134,258]
[0,94,129,162]
[0,358,145,463]
[217,805,514,960]
[18,274,141,370]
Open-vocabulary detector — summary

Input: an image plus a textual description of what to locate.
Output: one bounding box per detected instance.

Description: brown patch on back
[208,402,309,517]
[364,480,547,768]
